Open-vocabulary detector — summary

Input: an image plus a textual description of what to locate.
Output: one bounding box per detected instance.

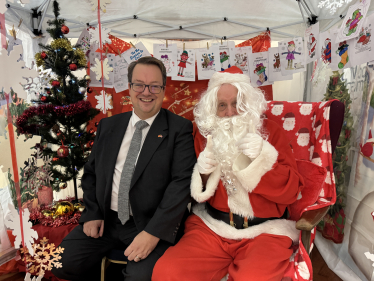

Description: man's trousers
[152,214,293,281]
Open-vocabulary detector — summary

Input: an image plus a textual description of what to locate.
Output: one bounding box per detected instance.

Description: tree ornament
[61,25,69,34]
[95,122,99,127]
[87,87,93,93]
[46,89,51,95]
[57,145,69,158]
[51,80,60,87]
[41,51,48,60]
[54,201,74,216]
[69,63,77,71]
[89,128,95,134]
[78,87,86,94]
[40,96,47,102]
[58,182,67,189]
[87,140,94,148]
[56,131,62,137]
[85,75,90,81]
[52,157,59,161]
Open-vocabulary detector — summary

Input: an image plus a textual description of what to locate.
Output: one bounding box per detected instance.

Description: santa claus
[282,112,296,131]
[153,66,304,281]
[296,127,310,147]
[307,33,316,58]
[271,101,284,116]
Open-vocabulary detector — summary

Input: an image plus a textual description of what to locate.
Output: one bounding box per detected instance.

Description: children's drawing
[268,47,293,82]
[305,22,320,64]
[273,53,280,69]
[337,41,350,69]
[282,41,301,70]
[249,51,272,87]
[196,46,220,80]
[345,9,364,37]
[321,38,332,63]
[220,51,230,70]
[229,46,252,75]
[351,13,374,66]
[253,63,267,86]
[279,37,305,75]
[307,33,317,58]
[172,49,196,82]
[153,44,178,77]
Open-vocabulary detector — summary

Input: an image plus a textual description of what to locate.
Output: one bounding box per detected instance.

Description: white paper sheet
[196,45,221,80]
[171,49,196,81]
[153,44,178,77]
[279,37,306,75]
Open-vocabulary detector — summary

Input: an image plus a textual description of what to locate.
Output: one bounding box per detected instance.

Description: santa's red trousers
[152,215,293,281]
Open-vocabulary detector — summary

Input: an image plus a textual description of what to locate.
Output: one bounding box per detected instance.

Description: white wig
[194,71,268,138]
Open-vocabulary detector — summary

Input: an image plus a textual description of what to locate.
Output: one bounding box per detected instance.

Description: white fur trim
[193,203,299,242]
[207,72,251,91]
[232,140,278,193]
[191,163,221,202]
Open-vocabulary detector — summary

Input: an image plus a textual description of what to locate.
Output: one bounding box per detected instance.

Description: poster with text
[305,22,320,64]
[249,51,272,87]
[331,30,354,71]
[229,46,252,75]
[268,47,293,82]
[351,13,374,67]
[196,46,220,80]
[319,30,333,64]
[336,0,371,43]
[153,44,178,77]
[122,42,151,63]
[279,37,306,75]
[172,49,196,81]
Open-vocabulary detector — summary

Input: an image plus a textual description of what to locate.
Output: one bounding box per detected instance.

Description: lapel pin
[158,135,163,138]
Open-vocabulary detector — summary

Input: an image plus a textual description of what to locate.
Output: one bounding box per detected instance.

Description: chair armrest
[296,206,329,231]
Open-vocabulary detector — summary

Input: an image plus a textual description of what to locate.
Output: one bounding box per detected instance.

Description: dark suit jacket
[79,108,196,254]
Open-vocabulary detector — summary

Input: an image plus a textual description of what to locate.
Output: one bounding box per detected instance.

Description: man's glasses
[130,83,165,94]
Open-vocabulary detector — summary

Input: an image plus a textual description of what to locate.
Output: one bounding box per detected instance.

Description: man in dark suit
[52,56,196,281]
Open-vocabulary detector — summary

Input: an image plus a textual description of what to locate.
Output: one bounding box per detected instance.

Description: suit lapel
[103,112,131,206]
[131,109,169,189]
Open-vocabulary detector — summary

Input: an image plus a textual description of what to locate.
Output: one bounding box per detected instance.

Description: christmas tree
[16,0,99,200]
[317,70,352,243]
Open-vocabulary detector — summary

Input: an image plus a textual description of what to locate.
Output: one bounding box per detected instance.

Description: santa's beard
[210,115,250,163]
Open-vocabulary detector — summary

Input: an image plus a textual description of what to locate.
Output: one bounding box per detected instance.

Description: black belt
[206,203,287,230]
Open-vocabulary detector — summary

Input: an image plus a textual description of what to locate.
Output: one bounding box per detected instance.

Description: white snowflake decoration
[22,67,52,103]
[89,26,111,45]
[0,45,39,99]
[89,0,111,12]
[318,0,353,15]
[95,90,113,112]
[91,57,113,80]
[5,203,38,256]
[311,60,332,87]
[364,252,374,267]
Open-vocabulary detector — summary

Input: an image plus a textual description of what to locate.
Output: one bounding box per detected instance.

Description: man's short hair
[127,56,167,86]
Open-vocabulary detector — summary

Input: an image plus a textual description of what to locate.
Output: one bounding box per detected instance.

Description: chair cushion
[107,249,128,262]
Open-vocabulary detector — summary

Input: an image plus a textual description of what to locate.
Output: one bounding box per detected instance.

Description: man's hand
[197,135,218,175]
[236,133,263,159]
[124,231,160,262]
[83,220,104,238]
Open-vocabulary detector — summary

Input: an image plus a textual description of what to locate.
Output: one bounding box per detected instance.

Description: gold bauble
[59,182,67,189]
[41,210,54,218]
[54,201,74,217]
[74,203,85,212]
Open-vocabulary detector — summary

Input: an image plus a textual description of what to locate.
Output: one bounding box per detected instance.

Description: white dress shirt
[110,110,159,211]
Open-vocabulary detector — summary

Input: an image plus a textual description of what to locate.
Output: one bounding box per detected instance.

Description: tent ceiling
[4,0,374,41]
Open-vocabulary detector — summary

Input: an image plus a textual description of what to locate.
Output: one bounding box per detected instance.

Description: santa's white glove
[236,133,263,159]
[197,135,218,175]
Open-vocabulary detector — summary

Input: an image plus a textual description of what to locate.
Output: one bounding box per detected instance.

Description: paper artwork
[114,55,128,93]
[76,27,91,57]
[268,47,293,82]
[172,49,195,81]
[153,44,178,77]
[89,26,111,45]
[196,45,221,80]
[89,54,115,88]
[229,46,252,75]
[305,22,320,64]
[0,45,38,99]
[89,0,111,13]
[330,30,353,71]
[351,13,374,67]
[5,203,38,256]
[95,91,113,112]
[279,37,306,75]
[319,30,333,63]
[217,41,235,71]
[336,0,371,43]
[122,42,151,63]
[249,51,271,87]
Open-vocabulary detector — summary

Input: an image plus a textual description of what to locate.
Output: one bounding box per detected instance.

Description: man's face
[128,64,165,120]
[216,84,238,117]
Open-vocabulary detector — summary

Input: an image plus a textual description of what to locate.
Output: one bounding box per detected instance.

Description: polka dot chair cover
[265,100,337,281]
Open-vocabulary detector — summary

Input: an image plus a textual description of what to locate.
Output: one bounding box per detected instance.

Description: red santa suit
[153,119,304,281]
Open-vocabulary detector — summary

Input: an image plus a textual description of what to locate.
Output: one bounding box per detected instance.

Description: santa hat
[325,38,331,45]
[288,41,295,46]
[296,127,309,136]
[325,166,330,172]
[181,50,189,57]
[312,152,321,159]
[314,120,322,129]
[282,112,296,120]
[207,66,250,91]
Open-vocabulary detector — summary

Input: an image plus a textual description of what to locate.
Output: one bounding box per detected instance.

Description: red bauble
[69,64,77,71]
[95,122,99,127]
[87,87,93,93]
[61,25,69,34]
[40,96,47,102]
[87,140,94,148]
[52,157,59,161]
[46,90,51,95]
[52,80,60,87]
[57,145,69,158]
[41,51,48,59]
[89,128,95,134]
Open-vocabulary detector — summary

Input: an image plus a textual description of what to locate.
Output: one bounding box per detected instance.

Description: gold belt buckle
[243,217,248,229]
[229,212,236,228]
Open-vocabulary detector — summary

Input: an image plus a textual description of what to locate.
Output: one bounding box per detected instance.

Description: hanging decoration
[278,37,306,75]
[153,44,178,77]
[268,47,293,82]
[249,51,272,87]
[90,57,113,80]
[305,22,320,65]
[196,45,221,80]
[318,0,353,15]
[95,90,113,112]
[89,26,111,45]
[172,49,196,82]
[89,0,111,13]
[229,46,252,75]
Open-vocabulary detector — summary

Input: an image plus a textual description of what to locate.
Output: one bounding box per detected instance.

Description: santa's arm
[232,123,303,205]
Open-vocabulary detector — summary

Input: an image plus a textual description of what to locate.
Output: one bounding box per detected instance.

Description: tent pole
[109,29,136,37]
[297,0,308,27]
[302,0,315,16]
[44,14,83,25]
[38,0,51,32]
[89,15,134,26]
[37,0,49,13]
[5,3,30,13]
[299,0,312,19]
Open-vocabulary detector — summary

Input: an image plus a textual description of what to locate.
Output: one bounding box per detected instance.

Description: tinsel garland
[16,100,93,134]
[50,38,73,51]
[35,52,45,68]
[74,48,87,66]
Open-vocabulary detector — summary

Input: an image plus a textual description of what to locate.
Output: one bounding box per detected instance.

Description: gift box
[37,185,53,206]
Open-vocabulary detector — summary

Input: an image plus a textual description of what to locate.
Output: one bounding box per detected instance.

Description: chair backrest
[265,100,344,220]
